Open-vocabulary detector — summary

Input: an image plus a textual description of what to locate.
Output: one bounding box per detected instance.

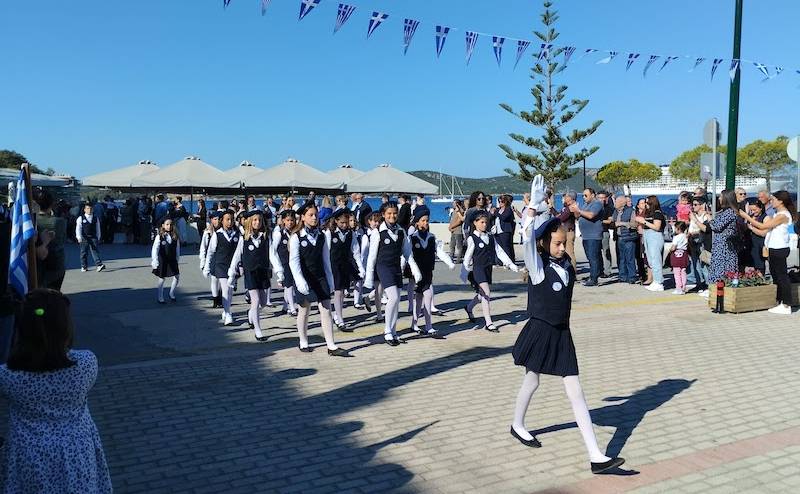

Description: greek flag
[435,26,450,58]
[403,18,420,54]
[579,48,598,60]
[643,55,659,77]
[492,36,505,66]
[298,0,321,21]
[367,12,388,38]
[625,53,640,71]
[710,58,723,81]
[753,62,769,80]
[224,0,232,9]
[537,43,552,61]
[659,55,680,72]
[514,40,531,69]
[729,59,740,82]
[771,66,784,80]
[596,51,618,64]
[334,4,356,33]
[690,57,706,73]
[9,169,35,297]
[562,46,577,66]
[465,31,479,65]
[261,0,270,16]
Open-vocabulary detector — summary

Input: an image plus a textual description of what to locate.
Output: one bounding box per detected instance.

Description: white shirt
[288,227,335,295]
[459,230,519,282]
[671,233,688,251]
[227,232,283,281]
[766,211,792,249]
[75,214,101,242]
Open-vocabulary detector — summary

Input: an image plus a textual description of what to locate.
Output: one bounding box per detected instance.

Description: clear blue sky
[2,0,799,179]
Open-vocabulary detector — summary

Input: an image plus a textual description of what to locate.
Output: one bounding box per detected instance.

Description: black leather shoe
[169,296,177,303]
[397,338,407,344]
[299,346,313,353]
[510,427,541,448]
[430,332,445,339]
[327,348,350,357]
[248,323,255,329]
[590,457,625,474]
[486,325,499,333]
[157,299,166,305]
[255,336,269,342]
[386,339,400,347]
[464,306,476,323]
[431,309,444,316]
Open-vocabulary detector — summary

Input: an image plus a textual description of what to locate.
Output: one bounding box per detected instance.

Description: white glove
[276,272,284,284]
[227,276,236,287]
[358,269,365,280]
[412,266,422,284]
[199,260,205,270]
[296,282,310,296]
[509,264,520,273]
[151,261,159,270]
[447,262,456,270]
[531,174,546,206]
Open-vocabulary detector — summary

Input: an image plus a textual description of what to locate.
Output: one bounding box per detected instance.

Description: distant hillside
[409,170,599,195]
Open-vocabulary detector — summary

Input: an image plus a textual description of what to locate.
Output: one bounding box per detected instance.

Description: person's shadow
[533,379,697,459]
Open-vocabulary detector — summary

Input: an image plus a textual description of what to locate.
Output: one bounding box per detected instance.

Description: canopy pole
[21,164,38,290]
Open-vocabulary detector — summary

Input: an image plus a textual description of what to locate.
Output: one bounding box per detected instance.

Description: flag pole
[21,163,38,290]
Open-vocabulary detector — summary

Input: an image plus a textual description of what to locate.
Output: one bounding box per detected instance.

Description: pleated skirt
[512,318,579,376]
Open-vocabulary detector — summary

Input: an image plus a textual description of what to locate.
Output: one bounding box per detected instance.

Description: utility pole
[725,0,743,190]
[582,148,587,190]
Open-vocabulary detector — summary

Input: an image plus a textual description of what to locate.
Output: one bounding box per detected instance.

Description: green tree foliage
[499,1,602,190]
[0,149,51,175]
[736,136,789,192]
[597,159,661,192]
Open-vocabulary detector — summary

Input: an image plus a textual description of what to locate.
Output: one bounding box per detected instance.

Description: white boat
[431,171,465,203]
[628,165,766,196]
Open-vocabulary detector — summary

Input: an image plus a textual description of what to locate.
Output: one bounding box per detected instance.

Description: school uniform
[409,230,453,292]
[461,231,516,291]
[75,213,104,269]
[151,233,180,278]
[228,232,282,291]
[326,228,364,290]
[365,222,418,289]
[289,227,335,304]
[199,229,214,271]
[272,226,294,289]
[205,228,240,279]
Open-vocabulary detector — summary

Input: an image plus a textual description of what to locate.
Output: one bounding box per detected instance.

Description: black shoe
[244,294,251,304]
[582,280,598,287]
[386,338,400,347]
[590,457,625,474]
[248,322,255,329]
[169,296,177,303]
[397,338,407,344]
[255,336,269,342]
[485,324,499,333]
[336,322,354,333]
[363,296,372,313]
[464,306,476,323]
[299,346,313,353]
[510,427,542,448]
[327,348,350,357]
[430,332,445,339]
[157,299,166,305]
[431,309,444,316]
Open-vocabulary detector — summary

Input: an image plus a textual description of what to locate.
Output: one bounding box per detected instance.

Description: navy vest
[377,227,404,268]
[242,234,269,271]
[527,256,575,327]
[157,234,178,264]
[80,215,98,239]
[411,232,436,274]
[277,230,291,266]
[470,233,495,270]
[329,230,354,266]
[214,229,239,270]
[298,230,326,280]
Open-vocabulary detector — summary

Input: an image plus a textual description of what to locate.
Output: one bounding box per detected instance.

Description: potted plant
[709,268,777,313]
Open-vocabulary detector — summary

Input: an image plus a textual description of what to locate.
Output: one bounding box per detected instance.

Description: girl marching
[199,211,222,308]
[151,218,180,304]
[228,210,283,341]
[365,202,422,346]
[325,208,365,332]
[510,175,625,475]
[408,208,455,338]
[461,211,519,332]
[203,210,239,326]
[272,209,298,316]
[288,203,349,356]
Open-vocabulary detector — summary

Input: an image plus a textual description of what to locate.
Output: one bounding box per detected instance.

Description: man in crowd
[448,199,465,263]
[613,195,638,284]
[597,191,615,277]
[757,189,775,217]
[397,194,412,230]
[556,191,578,271]
[350,193,372,230]
[570,188,604,286]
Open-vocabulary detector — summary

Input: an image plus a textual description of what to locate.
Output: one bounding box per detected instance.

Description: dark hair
[35,189,55,211]
[367,211,382,224]
[7,289,75,372]
[401,194,411,202]
[473,210,492,224]
[279,209,296,220]
[674,221,688,233]
[584,188,596,196]
[772,191,797,218]
[646,195,661,212]
[468,191,486,209]
[156,194,165,201]
[219,200,230,210]
[292,203,318,234]
[718,190,738,210]
[175,196,182,202]
[382,201,399,213]
[692,196,707,205]
[536,221,567,257]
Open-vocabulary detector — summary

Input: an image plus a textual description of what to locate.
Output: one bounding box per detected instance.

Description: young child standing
[75,203,106,273]
[288,203,349,357]
[511,175,625,475]
[408,208,455,337]
[272,210,298,316]
[203,210,239,326]
[461,211,519,332]
[151,218,180,304]
[229,210,282,341]
[358,212,381,316]
[199,211,222,308]
[325,209,365,332]
[365,203,421,346]
[669,221,689,295]
[676,192,692,223]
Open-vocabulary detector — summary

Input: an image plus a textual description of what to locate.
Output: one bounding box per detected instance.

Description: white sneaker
[671,289,684,295]
[698,289,709,298]
[647,283,664,292]
[767,304,792,315]
[686,284,697,290]
[81,267,88,272]
[223,314,234,326]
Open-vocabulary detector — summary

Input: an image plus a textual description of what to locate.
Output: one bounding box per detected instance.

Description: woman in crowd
[688,197,712,296]
[742,198,768,273]
[494,194,517,263]
[738,191,796,315]
[634,196,665,292]
[0,289,112,493]
[318,195,334,225]
[708,190,740,286]
[634,198,649,284]
[462,191,487,238]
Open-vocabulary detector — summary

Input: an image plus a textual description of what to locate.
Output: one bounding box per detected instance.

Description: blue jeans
[643,230,665,284]
[617,238,637,282]
[582,238,602,283]
[687,248,707,287]
[80,238,103,269]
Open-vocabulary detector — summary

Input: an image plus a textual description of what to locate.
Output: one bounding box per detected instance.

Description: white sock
[284,286,296,312]
[318,300,338,350]
[157,278,165,301]
[383,286,400,338]
[219,277,233,317]
[563,376,610,463]
[170,276,179,298]
[512,371,540,441]
[249,289,263,338]
[334,290,345,325]
[210,276,219,297]
[296,302,310,348]
[479,282,493,326]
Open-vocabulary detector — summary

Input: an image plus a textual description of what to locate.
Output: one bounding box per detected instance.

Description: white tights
[210,276,219,298]
[354,280,364,305]
[296,299,338,351]
[333,289,346,325]
[512,371,610,463]
[283,285,296,313]
[406,280,415,313]
[413,286,434,332]
[156,276,179,301]
[382,285,400,340]
[218,277,234,317]
[467,282,493,326]
[248,289,267,338]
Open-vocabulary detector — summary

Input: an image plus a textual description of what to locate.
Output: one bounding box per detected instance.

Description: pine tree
[499,1,602,190]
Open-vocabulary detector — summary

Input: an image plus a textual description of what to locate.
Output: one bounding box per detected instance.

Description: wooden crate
[791,283,800,307]
[708,284,777,313]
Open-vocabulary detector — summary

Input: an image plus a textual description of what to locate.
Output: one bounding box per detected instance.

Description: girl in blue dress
[203,210,239,326]
[325,208,365,332]
[272,210,298,316]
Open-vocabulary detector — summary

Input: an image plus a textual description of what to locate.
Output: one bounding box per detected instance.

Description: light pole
[725,0,744,190]
[582,148,588,190]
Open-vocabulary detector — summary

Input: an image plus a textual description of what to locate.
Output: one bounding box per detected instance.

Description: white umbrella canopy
[327,164,364,185]
[226,160,263,182]
[1,168,73,188]
[82,160,159,188]
[347,164,438,194]
[131,156,240,189]
[246,158,344,191]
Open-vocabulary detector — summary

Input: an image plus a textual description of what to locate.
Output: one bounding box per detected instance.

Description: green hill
[408,170,599,196]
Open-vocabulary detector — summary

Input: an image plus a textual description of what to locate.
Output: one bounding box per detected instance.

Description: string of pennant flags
[224,0,792,83]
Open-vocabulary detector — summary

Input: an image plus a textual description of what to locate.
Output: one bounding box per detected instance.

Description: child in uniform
[151,218,180,304]
[272,210,298,316]
[199,211,222,308]
[325,208,365,332]
[203,210,239,326]
[75,203,106,273]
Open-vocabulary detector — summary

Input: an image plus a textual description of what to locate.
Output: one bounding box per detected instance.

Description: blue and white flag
[753,62,769,80]
[367,11,388,38]
[514,40,531,69]
[710,58,723,81]
[334,4,356,33]
[642,55,659,77]
[403,18,420,54]
[596,51,618,64]
[579,48,598,60]
[625,53,640,71]
[465,31,479,65]
[562,46,577,65]
[659,56,680,72]
[492,36,505,66]
[261,0,270,16]
[690,57,706,73]
[537,43,552,61]
[435,26,450,58]
[224,0,232,9]
[9,169,35,297]
[771,66,784,80]
[729,59,740,82]
[299,0,321,21]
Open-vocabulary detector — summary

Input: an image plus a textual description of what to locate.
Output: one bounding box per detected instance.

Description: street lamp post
[725,0,744,190]
[582,148,588,190]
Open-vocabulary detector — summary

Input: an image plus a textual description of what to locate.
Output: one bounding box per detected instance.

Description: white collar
[412,230,432,248]
[549,259,569,285]
[379,222,400,241]
[334,228,348,240]
[473,231,490,243]
[300,227,320,245]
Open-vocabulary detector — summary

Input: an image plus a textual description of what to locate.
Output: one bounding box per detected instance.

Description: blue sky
[2,0,799,179]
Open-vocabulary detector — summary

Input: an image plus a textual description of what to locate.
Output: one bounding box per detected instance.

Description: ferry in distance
[627,165,766,195]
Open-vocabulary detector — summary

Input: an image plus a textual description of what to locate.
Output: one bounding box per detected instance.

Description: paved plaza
[2,242,799,493]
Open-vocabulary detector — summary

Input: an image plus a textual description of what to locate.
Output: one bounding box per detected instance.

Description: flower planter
[791,283,800,307]
[708,284,777,313]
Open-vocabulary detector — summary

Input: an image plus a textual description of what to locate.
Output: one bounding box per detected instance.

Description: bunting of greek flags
[435,26,450,58]
[224,0,232,9]
[367,11,388,38]
[690,57,706,73]
[579,48,598,60]
[537,43,553,61]
[596,51,618,64]
[659,56,680,72]
[334,4,356,33]
[261,0,270,16]
[625,53,640,71]
[299,0,321,21]
[465,31,479,65]
[562,46,577,66]
[729,59,740,82]
[403,19,420,55]
[514,40,531,69]
[772,67,784,80]
[492,36,505,66]
[753,62,769,80]
[710,58,723,81]
[642,55,659,77]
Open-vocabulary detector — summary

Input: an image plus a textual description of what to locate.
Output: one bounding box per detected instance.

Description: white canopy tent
[82,160,159,188]
[245,158,344,192]
[226,160,263,184]
[327,164,364,186]
[130,156,240,190]
[346,164,438,194]
[1,168,73,188]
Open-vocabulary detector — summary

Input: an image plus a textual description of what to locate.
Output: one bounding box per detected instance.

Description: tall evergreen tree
[499,1,602,190]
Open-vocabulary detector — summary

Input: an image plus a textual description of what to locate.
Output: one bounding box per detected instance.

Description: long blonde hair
[243,212,264,241]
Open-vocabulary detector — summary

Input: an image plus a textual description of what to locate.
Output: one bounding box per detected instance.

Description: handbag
[699,249,711,265]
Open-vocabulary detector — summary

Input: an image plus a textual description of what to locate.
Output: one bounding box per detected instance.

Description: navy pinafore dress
[411,231,436,293]
[276,229,294,289]
[241,233,271,290]
[329,229,360,290]
[295,230,331,304]
[152,234,179,278]
[468,232,495,291]
[213,229,239,279]
[376,226,405,289]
